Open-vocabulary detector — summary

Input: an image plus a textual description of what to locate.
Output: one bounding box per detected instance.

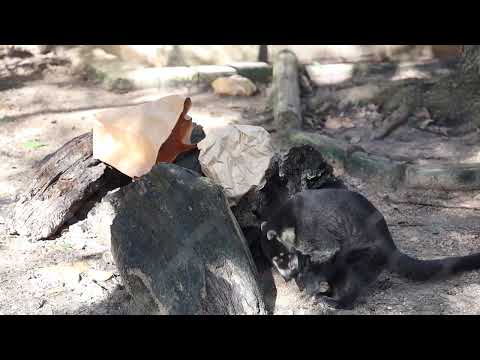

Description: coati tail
[389,250,480,281]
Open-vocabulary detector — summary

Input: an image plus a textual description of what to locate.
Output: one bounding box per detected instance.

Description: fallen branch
[387,198,480,211]
[387,223,427,227]
[372,103,411,140]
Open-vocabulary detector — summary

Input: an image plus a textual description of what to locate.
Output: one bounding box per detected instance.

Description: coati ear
[260,221,268,232]
[288,253,299,271]
[266,230,277,241]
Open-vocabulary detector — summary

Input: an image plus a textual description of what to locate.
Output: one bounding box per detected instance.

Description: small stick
[387,198,480,211]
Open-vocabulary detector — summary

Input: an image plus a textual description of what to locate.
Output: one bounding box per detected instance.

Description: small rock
[212,75,257,96]
[324,116,355,130]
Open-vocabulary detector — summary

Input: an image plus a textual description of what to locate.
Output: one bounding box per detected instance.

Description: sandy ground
[1,54,480,315]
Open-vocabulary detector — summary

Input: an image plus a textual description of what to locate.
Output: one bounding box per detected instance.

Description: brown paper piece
[197,125,274,206]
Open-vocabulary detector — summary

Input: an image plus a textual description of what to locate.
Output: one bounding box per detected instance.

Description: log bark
[109,164,266,315]
[10,132,131,241]
[271,50,302,129]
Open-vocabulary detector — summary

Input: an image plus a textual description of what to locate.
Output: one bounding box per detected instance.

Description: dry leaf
[325,116,355,130]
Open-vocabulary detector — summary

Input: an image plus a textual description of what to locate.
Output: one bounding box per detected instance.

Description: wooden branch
[372,103,410,140]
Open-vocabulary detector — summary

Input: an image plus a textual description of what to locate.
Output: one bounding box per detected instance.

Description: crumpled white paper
[92,94,187,178]
[198,124,275,206]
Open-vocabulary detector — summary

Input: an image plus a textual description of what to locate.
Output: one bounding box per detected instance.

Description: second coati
[260,188,480,309]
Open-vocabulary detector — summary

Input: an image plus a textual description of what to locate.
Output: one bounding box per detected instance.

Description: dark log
[10,132,131,241]
[232,145,345,243]
[271,50,302,129]
[109,164,266,315]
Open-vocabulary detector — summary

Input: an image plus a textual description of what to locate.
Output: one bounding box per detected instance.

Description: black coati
[260,188,480,309]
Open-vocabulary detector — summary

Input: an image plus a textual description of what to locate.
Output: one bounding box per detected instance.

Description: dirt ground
[1,53,480,315]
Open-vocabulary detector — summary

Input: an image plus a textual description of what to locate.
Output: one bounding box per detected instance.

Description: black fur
[261,188,480,309]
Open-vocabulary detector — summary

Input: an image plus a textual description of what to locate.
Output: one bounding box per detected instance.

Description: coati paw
[313,295,340,309]
[313,294,355,310]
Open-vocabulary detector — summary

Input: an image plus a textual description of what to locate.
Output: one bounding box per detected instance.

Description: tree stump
[109,164,266,315]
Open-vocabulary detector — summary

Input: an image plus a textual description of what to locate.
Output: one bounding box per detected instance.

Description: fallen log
[271,50,302,129]
[10,122,206,241]
[10,132,131,241]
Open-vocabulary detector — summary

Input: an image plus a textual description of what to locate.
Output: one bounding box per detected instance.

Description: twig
[92,280,108,291]
[387,223,426,227]
[387,198,480,211]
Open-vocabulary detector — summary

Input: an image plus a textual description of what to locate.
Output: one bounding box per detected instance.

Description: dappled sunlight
[390,66,431,81]
[306,63,354,85]
[462,149,480,164]
[189,110,239,129]
[5,44,480,315]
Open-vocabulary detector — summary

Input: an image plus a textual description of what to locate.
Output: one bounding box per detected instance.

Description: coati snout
[260,221,303,281]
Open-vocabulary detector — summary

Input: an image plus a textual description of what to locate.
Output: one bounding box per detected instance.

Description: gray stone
[109,164,266,315]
